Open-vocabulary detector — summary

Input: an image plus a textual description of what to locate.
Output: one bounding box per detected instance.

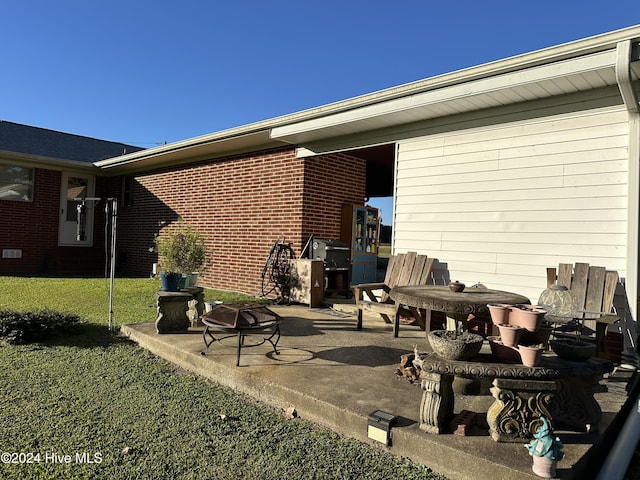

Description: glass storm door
[58,172,95,246]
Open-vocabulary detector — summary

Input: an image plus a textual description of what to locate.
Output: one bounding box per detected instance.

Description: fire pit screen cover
[201,303,282,329]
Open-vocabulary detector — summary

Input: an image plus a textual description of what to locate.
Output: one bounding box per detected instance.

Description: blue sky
[3,1,640,223]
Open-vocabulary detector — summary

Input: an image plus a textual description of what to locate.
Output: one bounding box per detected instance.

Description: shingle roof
[0,120,145,163]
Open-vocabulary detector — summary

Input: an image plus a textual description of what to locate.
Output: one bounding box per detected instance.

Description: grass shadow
[39,323,134,349]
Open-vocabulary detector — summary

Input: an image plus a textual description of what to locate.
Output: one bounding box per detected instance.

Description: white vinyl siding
[394,106,630,302]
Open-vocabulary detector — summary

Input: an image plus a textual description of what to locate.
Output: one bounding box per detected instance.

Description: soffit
[96,26,640,173]
[271,50,634,144]
[0,150,100,172]
[96,130,286,174]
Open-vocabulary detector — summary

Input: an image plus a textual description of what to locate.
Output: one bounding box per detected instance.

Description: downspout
[596,40,640,480]
[615,39,640,354]
[391,143,399,255]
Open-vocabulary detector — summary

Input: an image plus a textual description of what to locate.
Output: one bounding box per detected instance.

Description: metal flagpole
[107,198,118,332]
[75,196,118,332]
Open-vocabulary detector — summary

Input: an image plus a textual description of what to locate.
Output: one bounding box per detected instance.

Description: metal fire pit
[201,303,282,366]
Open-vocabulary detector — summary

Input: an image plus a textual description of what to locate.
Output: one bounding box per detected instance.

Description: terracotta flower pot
[487,303,511,326]
[497,324,523,347]
[519,344,544,367]
[521,326,553,350]
[487,336,521,363]
[509,305,546,332]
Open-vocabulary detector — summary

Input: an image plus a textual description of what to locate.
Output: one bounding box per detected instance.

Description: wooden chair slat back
[557,263,574,288]
[408,255,427,285]
[396,251,418,287]
[416,257,435,285]
[383,255,399,286]
[570,263,590,312]
[547,262,619,322]
[584,266,606,319]
[386,253,406,289]
[546,267,558,288]
[380,253,407,303]
[603,271,619,315]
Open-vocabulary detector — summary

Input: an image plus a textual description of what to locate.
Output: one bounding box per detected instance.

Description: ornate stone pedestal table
[414,352,613,442]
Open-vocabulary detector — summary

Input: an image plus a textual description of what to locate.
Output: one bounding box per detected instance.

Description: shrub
[152,220,207,274]
[0,309,85,344]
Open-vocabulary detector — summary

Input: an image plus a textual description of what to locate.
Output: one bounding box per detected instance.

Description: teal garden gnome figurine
[526,416,564,478]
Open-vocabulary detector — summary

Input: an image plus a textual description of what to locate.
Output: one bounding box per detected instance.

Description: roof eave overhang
[271,45,639,145]
[95,25,640,173]
[95,129,291,174]
[0,150,99,172]
[270,27,640,146]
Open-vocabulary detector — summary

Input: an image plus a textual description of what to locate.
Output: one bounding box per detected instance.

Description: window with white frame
[0,164,34,201]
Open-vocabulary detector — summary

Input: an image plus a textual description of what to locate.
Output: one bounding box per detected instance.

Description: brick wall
[117,146,366,295]
[0,168,60,273]
[302,153,366,241]
[0,168,108,275]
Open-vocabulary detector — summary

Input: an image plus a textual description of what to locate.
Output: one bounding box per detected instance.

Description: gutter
[0,150,99,172]
[616,40,640,334]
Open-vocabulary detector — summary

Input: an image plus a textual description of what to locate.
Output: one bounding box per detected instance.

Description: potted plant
[509,304,546,332]
[487,336,521,363]
[518,342,544,367]
[550,336,597,361]
[549,313,597,361]
[152,221,207,291]
[526,416,564,478]
[496,323,523,347]
[428,330,484,361]
[520,320,553,350]
[487,303,511,326]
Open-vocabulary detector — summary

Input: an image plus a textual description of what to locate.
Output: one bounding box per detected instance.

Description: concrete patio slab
[121,304,631,480]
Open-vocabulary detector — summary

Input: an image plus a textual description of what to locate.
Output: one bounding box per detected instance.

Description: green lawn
[0,277,444,480]
[377,244,391,270]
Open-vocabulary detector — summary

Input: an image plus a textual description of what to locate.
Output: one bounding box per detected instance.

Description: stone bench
[414,352,614,442]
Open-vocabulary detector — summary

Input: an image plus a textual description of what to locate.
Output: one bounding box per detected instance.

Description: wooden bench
[353,252,434,337]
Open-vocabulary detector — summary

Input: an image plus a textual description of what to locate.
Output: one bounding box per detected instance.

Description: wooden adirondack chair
[546,262,619,357]
[353,251,435,337]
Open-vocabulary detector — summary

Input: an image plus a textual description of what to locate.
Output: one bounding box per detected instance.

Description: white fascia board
[271,50,618,143]
[0,151,99,172]
[95,129,281,170]
[96,26,640,172]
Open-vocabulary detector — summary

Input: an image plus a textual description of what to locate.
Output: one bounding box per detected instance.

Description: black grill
[310,239,350,271]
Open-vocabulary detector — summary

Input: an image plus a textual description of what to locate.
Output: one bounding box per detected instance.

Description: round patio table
[389,285,531,331]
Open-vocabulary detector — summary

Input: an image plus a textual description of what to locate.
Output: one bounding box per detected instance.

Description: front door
[58,172,95,246]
